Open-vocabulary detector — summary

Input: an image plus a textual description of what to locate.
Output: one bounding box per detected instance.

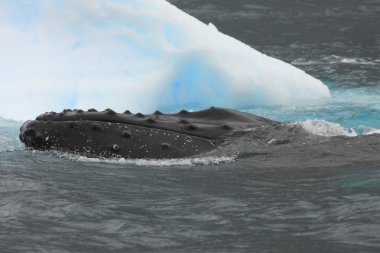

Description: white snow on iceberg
[0,0,330,120]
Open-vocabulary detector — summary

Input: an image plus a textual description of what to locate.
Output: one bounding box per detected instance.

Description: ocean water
[1,0,380,252]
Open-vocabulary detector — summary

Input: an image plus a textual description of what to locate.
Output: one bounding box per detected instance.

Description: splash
[295,119,358,137]
[0,117,23,152]
[54,151,237,167]
[246,87,380,132]
[0,0,330,120]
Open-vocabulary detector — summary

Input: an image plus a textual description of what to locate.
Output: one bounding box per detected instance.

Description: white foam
[295,119,358,137]
[0,0,330,120]
[340,58,376,65]
[292,55,378,66]
[363,128,380,136]
[322,55,377,65]
[56,152,236,167]
[291,59,318,66]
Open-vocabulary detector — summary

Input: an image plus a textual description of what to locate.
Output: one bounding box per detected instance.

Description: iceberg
[0,0,330,120]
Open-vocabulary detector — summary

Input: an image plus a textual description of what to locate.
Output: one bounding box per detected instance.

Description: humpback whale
[19,107,278,159]
[19,107,380,166]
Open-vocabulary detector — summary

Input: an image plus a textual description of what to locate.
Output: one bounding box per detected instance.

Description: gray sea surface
[1,150,380,252]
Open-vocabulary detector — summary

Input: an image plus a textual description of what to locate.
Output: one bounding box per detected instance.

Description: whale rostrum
[19,107,279,159]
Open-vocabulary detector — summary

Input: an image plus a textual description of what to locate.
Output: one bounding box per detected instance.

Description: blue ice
[0,0,330,120]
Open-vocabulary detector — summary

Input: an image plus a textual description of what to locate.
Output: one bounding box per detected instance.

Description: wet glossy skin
[19,107,278,159]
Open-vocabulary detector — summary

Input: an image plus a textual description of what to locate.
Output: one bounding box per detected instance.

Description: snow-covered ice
[0,0,330,120]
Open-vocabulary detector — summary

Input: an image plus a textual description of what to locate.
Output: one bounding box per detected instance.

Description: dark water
[1,151,380,252]
[1,0,380,252]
